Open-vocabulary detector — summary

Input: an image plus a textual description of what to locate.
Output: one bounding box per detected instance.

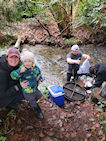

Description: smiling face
[7,55,20,67]
[23,59,33,69]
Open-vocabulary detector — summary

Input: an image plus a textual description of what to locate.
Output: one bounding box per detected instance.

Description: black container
[63,82,88,102]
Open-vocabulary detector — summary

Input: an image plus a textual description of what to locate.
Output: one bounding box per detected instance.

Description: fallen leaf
[20,117,25,121]
[95,123,100,128]
[71,132,77,137]
[39,132,45,138]
[13,133,19,140]
[86,133,92,138]
[91,126,96,130]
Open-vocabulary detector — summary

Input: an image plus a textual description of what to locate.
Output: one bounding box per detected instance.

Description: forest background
[0,0,105,47]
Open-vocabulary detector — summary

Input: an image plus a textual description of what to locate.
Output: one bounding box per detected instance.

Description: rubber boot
[34,103,44,120]
[67,73,72,82]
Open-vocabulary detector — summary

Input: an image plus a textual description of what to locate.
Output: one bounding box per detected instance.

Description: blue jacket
[11,64,43,94]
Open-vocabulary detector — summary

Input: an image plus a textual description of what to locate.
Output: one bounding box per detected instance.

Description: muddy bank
[8,20,66,48]
[4,19,105,49]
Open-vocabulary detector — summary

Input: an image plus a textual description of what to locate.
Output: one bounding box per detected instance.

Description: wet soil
[0,85,105,141]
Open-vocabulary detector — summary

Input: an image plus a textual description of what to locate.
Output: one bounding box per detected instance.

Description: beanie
[22,51,35,63]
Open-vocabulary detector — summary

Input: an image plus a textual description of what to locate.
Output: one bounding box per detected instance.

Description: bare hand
[87,55,91,60]
[86,90,92,94]
[20,66,26,73]
[38,80,42,85]
[20,80,29,88]
[83,54,91,60]
[75,60,81,65]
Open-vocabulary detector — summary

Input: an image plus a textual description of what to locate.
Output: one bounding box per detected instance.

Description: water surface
[0,44,106,88]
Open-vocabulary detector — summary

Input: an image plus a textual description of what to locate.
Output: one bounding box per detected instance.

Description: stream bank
[1,19,105,49]
[0,19,106,141]
[0,44,106,141]
[0,44,106,87]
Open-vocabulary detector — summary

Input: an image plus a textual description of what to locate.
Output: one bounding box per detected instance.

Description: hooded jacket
[92,64,106,88]
[11,64,43,94]
[0,55,22,108]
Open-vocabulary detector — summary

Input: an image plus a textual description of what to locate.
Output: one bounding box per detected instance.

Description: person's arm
[86,74,103,94]
[82,54,91,60]
[11,66,22,80]
[92,74,103,88]
[0,72,22,99]
[67,58,81,65]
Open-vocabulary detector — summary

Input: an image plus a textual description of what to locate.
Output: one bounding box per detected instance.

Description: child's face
[23,59,33,69]
[71,50,79,55]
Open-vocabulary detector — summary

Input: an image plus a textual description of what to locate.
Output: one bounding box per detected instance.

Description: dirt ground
[0,89,105,141]
[0,20,105,141]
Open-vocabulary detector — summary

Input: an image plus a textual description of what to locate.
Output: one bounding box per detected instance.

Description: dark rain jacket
[92,64,106,89]
[0,55,22,108]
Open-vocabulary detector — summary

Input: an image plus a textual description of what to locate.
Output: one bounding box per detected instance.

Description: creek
[0,44,106,88]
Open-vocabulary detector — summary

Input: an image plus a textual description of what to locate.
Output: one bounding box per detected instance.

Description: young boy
[66,44,91,81]
[11,51,44,119]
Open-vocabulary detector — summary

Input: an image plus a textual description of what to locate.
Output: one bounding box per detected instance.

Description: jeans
[23,89,42,109]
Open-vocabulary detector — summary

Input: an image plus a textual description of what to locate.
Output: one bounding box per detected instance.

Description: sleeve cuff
[14,83,22,91]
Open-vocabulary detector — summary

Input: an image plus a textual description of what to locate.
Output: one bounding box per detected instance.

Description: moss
[64,37,78,45]
[0,34,16,48]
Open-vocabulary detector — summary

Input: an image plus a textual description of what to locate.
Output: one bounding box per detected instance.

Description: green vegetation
[0,119,7,141]
[0,0,22,30]
[0,0,105,45]
[0,109,17,141]
[6,109,17,120]
[0,136,7,141]
[40,85,49,98]
[76,0,105,32]
[64,37,78,45]
[14,0,47,19]
[53,138,57,141]
[97,101,106,140]
[1,34,16,47]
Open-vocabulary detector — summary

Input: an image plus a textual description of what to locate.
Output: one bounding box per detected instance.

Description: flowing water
[0,44,106,88]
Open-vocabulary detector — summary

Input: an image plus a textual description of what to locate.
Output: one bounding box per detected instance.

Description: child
[11,51,44,119]
[66,44,91,81]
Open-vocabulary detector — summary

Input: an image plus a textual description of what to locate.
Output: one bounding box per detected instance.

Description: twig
[36,18,52,37]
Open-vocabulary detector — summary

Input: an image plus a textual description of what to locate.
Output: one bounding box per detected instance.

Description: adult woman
[0,48,44,119]
[0,48,25,108]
